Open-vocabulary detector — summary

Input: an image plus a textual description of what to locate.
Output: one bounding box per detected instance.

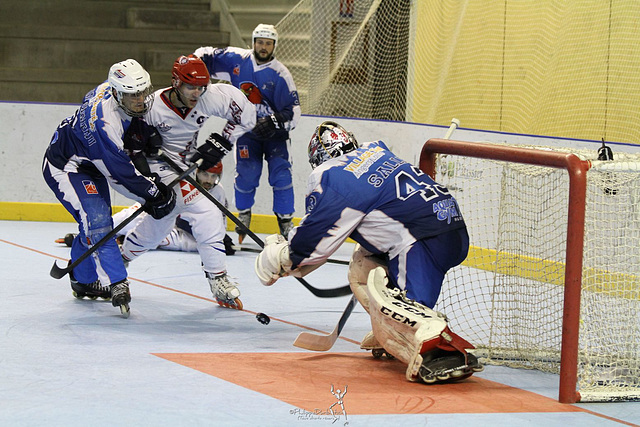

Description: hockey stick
[231,245,350,266]
[293,294,358,351]
[49,160,201,280]
[159,154,352,298]
[292,121,462,351]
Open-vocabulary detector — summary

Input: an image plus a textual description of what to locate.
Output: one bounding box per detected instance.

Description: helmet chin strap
[170,84,189,110]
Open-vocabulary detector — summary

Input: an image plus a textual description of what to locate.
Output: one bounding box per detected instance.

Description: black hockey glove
[143,125,163,159]
[191,133,232,170]
[123,118,163,157]
[123,118,164,176]
[252,113,285,139]
[144,181,176,220]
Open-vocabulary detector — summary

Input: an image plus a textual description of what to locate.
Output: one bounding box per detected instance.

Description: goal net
[420,139,640,403]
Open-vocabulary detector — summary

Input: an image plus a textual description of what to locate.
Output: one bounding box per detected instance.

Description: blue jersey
[195,46,301,139]
[44,82,160,203]
[289,141,466,269]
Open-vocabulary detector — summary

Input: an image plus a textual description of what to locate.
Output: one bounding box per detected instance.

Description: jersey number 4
[395,166,450,203]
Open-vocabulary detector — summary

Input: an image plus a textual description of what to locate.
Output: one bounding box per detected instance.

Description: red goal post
[419,138,640,403]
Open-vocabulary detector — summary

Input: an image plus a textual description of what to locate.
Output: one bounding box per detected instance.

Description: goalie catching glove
[252,113,285,139]
[254,234,293,286]
[191,133,232,171]
[143,181,176,220]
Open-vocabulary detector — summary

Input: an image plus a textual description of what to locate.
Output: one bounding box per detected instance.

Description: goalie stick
[293,295,358,351]
[292,119,462,351]
[49,158,201,280]
[160,154,352,299]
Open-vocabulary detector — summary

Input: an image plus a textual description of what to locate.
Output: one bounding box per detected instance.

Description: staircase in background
[0,0,227,103]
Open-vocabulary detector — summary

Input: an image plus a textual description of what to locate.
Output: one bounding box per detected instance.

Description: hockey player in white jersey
[120,55,256,310]
[114,163,233,253]
[55,162,234,253]
[42,59,176,316]
[255,121,483,384]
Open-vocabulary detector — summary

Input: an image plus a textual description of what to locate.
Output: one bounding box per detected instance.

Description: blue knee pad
[267,155,294,215]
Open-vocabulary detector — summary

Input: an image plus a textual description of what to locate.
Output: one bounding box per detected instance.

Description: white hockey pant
[121,165,228,273]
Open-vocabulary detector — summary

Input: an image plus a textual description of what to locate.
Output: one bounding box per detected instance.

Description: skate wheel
[372,348,384,359]
[72,291,85,299]
[216,298,243,310]
[88,295,98,301]
[120,304,130,318]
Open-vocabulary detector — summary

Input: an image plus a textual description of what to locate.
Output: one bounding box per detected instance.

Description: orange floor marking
[153,352,583,414]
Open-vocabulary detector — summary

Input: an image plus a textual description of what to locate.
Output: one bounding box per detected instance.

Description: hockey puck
[256,312,270,325]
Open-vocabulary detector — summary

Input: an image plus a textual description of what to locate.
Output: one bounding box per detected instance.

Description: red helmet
[172,55,210,87]
[206,161,223,174]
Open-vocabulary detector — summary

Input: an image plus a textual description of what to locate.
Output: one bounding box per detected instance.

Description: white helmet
[252,24,278,53]
[108,59,154,117]
[308,121,358,169]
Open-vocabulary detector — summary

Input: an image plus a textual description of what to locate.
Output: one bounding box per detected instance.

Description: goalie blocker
[366,266,483,384]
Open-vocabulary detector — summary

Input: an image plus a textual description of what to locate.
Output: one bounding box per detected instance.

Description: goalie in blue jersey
[255,121,483,384]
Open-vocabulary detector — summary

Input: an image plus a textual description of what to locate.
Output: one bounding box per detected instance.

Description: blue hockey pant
[43,158,127,286]
[388,227,469,308]
[234,136,294,215]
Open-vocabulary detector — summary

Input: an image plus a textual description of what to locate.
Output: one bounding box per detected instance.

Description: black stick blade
[50,260,70,279]
[304,282,352,298]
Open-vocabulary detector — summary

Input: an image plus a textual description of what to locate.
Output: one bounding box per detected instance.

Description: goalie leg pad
[348,244,388,314]
[366,267,480,383]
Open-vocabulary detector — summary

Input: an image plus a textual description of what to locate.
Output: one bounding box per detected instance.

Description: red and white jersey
[144,83,256,166]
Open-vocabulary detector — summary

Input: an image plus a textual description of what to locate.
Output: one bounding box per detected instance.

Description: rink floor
[1,220,639,427]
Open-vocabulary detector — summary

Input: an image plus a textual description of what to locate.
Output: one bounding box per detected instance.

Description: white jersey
[121,84,255,274]
[113,183,228,253]
[144,83,256,166]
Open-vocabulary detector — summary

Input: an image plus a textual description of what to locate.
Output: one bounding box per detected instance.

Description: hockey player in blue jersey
[195,23,301,243]
[255,121,483,384]
[42,59,176,315]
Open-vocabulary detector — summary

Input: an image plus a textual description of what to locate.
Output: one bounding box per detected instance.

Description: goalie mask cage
[419,139,640,403]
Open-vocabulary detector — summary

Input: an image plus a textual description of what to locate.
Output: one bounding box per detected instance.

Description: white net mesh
[277,1,640,142]
[429,143,640,402]
[276,0,411,120]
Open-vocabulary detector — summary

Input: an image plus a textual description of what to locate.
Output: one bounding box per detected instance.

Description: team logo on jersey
[156,122,172,132]
[233,66,240,76]
[82,180,98,194]
[238,145,250,159]
[433,198,460,224]
[240,82,263,104]
[180,180,200,204]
